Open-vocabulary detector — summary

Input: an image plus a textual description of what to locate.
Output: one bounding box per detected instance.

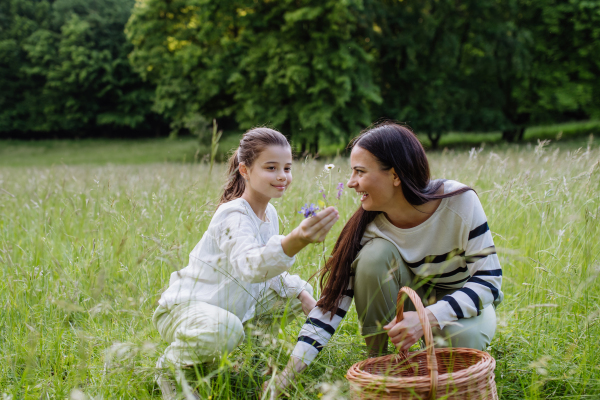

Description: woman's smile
[357,191,369,202]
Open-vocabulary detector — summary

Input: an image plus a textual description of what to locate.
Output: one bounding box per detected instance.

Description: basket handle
[395,286,438,400]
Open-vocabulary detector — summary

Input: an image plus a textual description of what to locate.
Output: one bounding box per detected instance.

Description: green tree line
[2,0,599,148]
[0,0,162,137]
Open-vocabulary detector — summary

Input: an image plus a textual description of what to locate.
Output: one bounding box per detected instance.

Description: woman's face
[241,145,293,200]
[347,146,400,211]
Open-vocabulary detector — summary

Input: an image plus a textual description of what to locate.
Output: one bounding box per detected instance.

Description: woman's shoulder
[441,179,469,194]
[441,179,481,220]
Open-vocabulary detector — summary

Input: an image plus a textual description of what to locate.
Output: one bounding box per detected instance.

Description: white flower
[324,164,335,171]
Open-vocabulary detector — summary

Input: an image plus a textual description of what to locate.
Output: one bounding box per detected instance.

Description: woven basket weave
[346,287,498,400]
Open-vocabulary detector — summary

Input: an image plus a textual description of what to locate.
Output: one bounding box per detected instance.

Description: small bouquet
[298,164,344,219]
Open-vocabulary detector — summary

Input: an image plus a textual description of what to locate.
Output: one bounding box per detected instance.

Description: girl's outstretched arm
[281,207,339,257]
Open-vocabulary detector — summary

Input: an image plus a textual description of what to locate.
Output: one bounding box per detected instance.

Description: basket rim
[347,348,496,385]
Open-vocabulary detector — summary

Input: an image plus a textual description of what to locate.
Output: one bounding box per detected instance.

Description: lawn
[0,136,241,168]
[1,120,599,167]
[0,137,599,399]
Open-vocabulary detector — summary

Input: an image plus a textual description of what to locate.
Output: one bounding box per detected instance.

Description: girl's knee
[216,311,245,352]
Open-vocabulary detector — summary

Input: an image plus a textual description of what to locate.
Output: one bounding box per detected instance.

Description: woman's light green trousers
[353,238,497,350]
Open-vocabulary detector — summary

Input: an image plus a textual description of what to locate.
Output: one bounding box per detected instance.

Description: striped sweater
[292,180,503,365]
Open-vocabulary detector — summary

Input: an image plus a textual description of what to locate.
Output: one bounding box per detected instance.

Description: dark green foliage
[0,0,160,137]
[521,0,600,123]
[359,0,514,147]
[1,0,599,144]
[126,0,382,151]
[361,0,600,147]
[456,0,600,143]
[126,0,600,149]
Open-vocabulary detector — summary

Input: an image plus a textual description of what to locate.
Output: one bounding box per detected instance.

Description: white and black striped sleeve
[290,280,354,365]
[427,193,502,329]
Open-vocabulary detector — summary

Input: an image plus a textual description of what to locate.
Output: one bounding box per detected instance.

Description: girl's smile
[240,145,293,219]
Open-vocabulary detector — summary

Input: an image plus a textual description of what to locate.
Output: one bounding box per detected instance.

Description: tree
[126,0,382,152]
[358,0,512,148]
[0,0,160,137]
[478,0,600,142]
[516,0,600,128]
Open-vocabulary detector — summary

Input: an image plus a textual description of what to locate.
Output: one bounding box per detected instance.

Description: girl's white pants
[153,289,306,367]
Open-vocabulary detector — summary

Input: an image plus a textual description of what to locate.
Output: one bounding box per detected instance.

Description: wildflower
[319,189,327,201]
[336,182,344,199]
[324,164,335,171]
[299,203,319,218]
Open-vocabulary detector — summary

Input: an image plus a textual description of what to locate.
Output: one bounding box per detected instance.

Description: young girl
[153,127,339,399]
[265,123,503,398]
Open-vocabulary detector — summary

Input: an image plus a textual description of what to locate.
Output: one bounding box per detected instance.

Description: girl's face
[242,145,293,200]
[347,146,400,212]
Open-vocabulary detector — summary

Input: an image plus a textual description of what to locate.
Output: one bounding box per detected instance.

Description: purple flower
[299,203,319,218]
[319,189,327,201]
[336,182,344,199]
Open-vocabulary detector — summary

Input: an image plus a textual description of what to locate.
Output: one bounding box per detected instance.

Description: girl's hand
[297,290,317,316]
[281,207,339,257]
[383,310,439,352]
[296,206,339,243]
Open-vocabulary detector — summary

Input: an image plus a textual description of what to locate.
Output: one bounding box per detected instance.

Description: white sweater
[292,180,503,365]
[158,198,312,323]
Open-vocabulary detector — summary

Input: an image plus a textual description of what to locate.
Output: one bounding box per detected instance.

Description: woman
[266,122,503,397]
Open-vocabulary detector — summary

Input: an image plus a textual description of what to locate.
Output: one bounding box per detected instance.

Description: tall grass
[0,139,599,399]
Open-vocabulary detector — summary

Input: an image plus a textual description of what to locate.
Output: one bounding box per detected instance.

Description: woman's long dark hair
[316,122,473,315]
[219,127,290,205]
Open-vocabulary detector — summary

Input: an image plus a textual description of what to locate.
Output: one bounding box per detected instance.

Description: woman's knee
[436,305,496,350]
[354,239,402,282]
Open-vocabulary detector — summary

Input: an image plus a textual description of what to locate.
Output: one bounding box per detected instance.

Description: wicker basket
[346,287,498,400]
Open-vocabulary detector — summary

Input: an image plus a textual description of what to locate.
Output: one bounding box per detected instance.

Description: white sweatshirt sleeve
[291,279,354,365]
[216,209,295,283]
[268,272,313,299]
[427,191,502,329]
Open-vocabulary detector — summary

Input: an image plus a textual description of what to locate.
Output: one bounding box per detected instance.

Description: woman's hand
[297,290,317,316]
[384,309,439,352]
[281,207,339,257]
[262,357,307,399]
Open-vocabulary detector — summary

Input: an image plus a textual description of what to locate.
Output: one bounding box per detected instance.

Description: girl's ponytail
[219,149,246,206]
[218,127,290,206]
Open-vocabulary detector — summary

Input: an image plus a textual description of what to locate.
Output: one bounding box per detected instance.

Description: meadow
[1,119,599,168]
[1,136,599,399]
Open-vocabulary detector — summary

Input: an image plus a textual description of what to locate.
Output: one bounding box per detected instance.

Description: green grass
[319,119,600,155]
[0,135,241,167]
[2,120,598,166]
[418,120,600,150]
[1,138,600,399]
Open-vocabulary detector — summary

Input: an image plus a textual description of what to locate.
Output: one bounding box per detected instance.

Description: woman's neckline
[380,181,449,232]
